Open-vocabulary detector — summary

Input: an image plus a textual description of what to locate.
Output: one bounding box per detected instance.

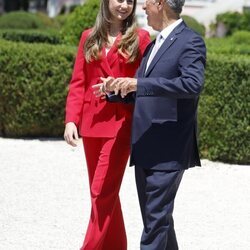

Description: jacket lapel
[142,42,155,77]
[136,41,155,77]
[99,34,121,76]
[145,21,186,76]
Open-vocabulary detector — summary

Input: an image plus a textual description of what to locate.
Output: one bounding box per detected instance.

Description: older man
[96,0,206,249]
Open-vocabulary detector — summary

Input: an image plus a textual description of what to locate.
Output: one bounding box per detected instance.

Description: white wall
[137,0,249,35]
[182,0,247,27]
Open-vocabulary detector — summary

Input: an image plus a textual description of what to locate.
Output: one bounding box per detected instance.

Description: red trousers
[80,134,130,250]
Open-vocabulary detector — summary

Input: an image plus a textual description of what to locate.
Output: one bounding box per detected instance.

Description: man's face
[142,0,162,31]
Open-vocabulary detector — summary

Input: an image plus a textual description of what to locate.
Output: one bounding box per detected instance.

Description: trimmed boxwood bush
[0,29,62,44]
[35,12,59,29]
[0,40,75,137]
[0,41,249,164]
[54,15,69,28]
[231,31,250,45]
[206,37,250,55]
[199,54,250,164]
[60,0,100,45]
[0,11,46,30]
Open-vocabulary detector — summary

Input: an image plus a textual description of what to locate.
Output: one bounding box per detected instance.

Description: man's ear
[157,0,164,10]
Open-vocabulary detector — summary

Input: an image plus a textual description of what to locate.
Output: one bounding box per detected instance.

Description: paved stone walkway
[0,138,250,250]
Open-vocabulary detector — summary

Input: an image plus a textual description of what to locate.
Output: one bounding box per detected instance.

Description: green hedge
[0,11,59,30]
[206,36,250,55]
[0,40,75,137]
[0,29,62,44]
[54,15,69,28]
[199,54,250,164]
[0,11,46,30]
[60,0,100,45]
[231,30,250,45]
[0,41,249,164]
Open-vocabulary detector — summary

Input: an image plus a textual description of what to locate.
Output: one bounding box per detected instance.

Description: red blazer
[65,28,151,137]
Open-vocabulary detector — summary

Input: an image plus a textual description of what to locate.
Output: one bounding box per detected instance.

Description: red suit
[65,28,150,250]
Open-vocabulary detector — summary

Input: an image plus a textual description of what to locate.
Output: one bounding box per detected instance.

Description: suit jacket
[65,28,150,137]
[130,21,206,170]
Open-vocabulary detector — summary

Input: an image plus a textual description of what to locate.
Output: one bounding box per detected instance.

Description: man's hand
[100,76,115,92]
[92,77,115,99]
[112,77,137,98]
[64,122,79,147]
[93,77,137,99]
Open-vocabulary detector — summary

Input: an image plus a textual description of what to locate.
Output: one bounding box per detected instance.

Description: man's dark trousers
[135,166,184,250]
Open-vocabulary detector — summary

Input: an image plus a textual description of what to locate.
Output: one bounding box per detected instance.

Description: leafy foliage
[0,11,45,29]
[0,29,62,44]
[0,11,58,30]
[0,40,75,137]
[199,54,250,164]
[0,36,249,164]
[215,11,250,36]
[205,33,250,55]
[231,30,250,45]
[60,0,100,45]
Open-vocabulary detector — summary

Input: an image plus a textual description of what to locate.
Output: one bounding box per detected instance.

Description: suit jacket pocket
[152,118,176,124]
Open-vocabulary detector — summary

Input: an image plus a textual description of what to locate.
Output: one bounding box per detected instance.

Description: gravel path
[0,138,249,250]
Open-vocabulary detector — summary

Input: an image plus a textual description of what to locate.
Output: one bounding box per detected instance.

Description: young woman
[64,0,150,249]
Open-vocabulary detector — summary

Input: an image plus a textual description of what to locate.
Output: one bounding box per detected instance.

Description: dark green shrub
[231,31,250,45]
[199,53,250,164]
[0,40,249,164]
[205,37,250,55]
[241,9,250,31]
[0,29,61,44]
[35,11,59,29]
[0,11,45,30]
[182,15,206,37]
[54,15,69,28]
[60,0,100,45]
[215,11,250,36]
[0,40,75,137]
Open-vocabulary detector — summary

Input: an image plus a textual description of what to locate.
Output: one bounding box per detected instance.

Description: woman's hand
[92,77,115,99]
[64,122,79,147]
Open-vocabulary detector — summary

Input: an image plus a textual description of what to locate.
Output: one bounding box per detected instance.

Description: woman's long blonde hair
[84,0,139,63]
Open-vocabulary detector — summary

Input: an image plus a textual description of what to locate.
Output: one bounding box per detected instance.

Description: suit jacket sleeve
[65,31,89,125]
[137,34,206,99]
[106,29,151,104]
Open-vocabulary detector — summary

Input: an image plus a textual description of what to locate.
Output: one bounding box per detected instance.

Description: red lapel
[97,33,123,76]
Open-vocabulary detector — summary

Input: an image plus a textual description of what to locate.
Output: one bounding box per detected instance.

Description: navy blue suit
[131,21,206,249]
[130,21,206,170]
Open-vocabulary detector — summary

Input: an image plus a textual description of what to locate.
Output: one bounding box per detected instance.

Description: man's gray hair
[165,0,185,14]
